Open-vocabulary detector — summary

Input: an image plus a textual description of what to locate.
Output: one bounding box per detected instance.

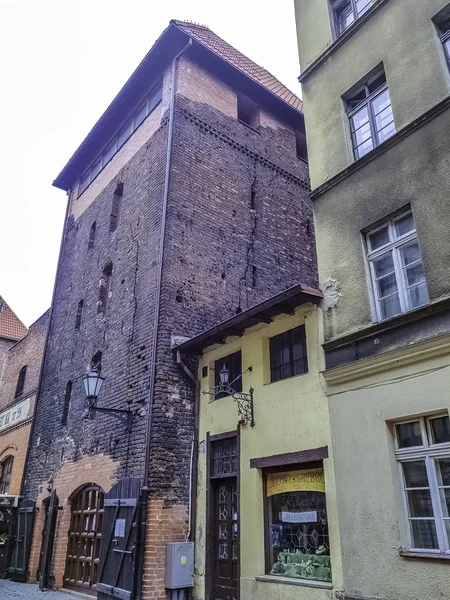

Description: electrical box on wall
[165,542,194,589]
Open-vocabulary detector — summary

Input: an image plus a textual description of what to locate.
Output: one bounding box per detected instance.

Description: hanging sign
[266,468,325,497]
[281,511,317,523]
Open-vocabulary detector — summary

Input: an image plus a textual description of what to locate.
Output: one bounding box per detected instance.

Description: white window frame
[395,414,450,554]
[330,0,372,36]
[365,210,428,322]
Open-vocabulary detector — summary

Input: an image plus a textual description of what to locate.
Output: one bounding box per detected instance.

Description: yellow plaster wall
[326,341,450,600]
[295,0,450,188]
[194,307,342,600]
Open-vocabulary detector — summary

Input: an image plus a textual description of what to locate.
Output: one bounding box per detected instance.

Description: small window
[366,210,429,321]
[346,69,396,160]
[394,414,450,553]
[0,456,14,495]
[110,182,124,233]
[214,351,242,400]
[14,366,27,399]
[75,300,84,330]
[270,325,308,383]
[331,0,372,35]
[295,130,308,161]
[97,263,113,316]
[265,467,331,581]
[211,437,238,477]
[88,221,96,250]
[237,95,260,130]
[437,17,450,67]
[61,381,72,426]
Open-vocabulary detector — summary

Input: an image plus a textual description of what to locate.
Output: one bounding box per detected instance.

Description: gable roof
[172,21,302,111]
[53,20,303,191]
[0,296,28,342]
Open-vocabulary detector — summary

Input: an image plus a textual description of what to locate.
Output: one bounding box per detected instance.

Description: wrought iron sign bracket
[203,383,255,428]
[88,403,133,432]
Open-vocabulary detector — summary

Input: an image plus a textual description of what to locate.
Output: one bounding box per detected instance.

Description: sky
[0,0,301,327]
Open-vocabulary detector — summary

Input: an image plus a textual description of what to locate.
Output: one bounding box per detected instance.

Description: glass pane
[436,458,450,486]
[337,2,354,33]
[430,417,450,445]
[351,105,369,129]
[403,460,428,487]
[356,0,371,16]
[372,89,391,116]
[377,119,396,144]
[380,293,401,319]
[407,490,434,517]
[400,243,421,267]
[396,422,422,448]
[80,172,90,193]
[117,121,132,148]
[407,281,429,310]
[410,520,438,549]
[373,253,395,278]
[134,102,147,129]
[368,226,389,251]
[148,85,162,113]
[404,262,425,286]
[394,213,415,237]
[103,141,116,165]
[439,489,450,518]
[355,136,374,159]
[377,273,398,298]
[91,158,102,180]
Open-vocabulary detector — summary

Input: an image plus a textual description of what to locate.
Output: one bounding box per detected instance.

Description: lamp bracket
[87,402,133,432]
[203,386,255,428]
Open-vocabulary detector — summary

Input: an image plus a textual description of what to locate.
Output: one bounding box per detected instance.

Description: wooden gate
[8,498,36,581]
[97,478,142,600]
[39,490,59,590]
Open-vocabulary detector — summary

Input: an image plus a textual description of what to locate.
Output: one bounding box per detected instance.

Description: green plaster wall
[296,0,450,189]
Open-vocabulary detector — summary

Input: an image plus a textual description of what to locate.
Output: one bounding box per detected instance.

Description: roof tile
[0,296,28,342]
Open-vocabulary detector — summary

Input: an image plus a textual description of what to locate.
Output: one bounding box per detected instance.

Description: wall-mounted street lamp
[203,364,255,428]
[83,367,133,432]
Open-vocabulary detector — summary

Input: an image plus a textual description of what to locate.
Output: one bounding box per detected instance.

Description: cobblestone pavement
[0,580,75,599]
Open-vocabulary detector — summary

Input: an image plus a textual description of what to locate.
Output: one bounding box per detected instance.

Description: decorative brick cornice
[179,108,310,191]
[0,417,32,437]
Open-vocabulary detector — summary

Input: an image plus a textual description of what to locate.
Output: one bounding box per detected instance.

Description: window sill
[255,575,332,589]
[238,120,261,134]
[400,550,450,561]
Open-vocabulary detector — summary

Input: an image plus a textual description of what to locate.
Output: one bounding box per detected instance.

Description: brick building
[0,309,48,576]
[18,21,316,599]
[0,296,27,386]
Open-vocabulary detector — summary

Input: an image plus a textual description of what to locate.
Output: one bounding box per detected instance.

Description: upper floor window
[394,414,450,553]
[110,182,124,233]
[97,263,113,316]
[214,351,242,400]
[237,94,260,130]
[437,18,450,67]
[346,69,395,160]
[88,221,96,250]
[14,366,27,399]
[366,210,429,321]
[0,456,13,494]
[269,325,308,383]
[331,0,372,35]
[79,83,162,196]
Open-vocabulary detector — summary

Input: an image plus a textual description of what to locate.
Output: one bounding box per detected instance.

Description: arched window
[0,456,14,494]
[14,366,27,399]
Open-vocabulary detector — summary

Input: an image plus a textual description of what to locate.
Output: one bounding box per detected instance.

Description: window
[75,300,84,330]
[88,221,96,250]
[346,69,396,160]
[265,467,331,581]
[211,437,238,477]
[237,95,260,130]
[331,0,372,35]
[0,456,13,495]
[14,366,27,399]
[78,83,162,196]
[109,182,124,233]
[97,263,113,315]
[214,351,242,400]
[437,18,450,67]
[366,210,429,321]
[295,130,308,161]
[61,381,72,426]
[394,414,450,553]
[270,325,308,383]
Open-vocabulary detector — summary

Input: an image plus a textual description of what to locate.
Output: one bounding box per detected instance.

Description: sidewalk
[0,580,83,600]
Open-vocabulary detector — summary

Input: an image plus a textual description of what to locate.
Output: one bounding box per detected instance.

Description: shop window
[214,351,242,400]
[0,456,14,495]
[14,366,27,399]
[269,325,308,383]
[394,413,450,553]
[265,467,331,581]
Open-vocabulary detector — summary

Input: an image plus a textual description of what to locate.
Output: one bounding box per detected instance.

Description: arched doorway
[64,483,104,594]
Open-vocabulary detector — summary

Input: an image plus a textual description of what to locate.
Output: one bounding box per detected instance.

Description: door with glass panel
[209,436,239,600]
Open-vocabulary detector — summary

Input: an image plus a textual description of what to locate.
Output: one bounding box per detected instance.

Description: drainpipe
[176,350,200,544]
[135,38,192,600]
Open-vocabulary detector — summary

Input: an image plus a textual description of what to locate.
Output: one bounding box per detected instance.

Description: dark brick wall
[23,60,317,514]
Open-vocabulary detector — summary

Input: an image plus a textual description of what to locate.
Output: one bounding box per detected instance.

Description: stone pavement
[0,580,80,600]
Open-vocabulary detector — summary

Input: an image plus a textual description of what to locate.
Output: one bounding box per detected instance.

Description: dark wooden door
[64,484,105,594]
[212,478,238,600]
[39,490,59,590]
[8,498,35,581]
[96,477,141,600]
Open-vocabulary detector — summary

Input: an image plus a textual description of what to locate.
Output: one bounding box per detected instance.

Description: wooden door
[64,484,105,594]
[212,478,239,600]
[8,498,35,581]
[39,490,59,590]
[96,477,141,600]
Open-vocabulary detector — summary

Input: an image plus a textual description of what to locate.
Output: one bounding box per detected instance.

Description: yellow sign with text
[266,468,325,497]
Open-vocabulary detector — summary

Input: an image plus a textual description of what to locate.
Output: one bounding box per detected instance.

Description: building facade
[0,309,48,576]
[295,1,450,599]
[18,21,316,599]
[176,285,343,600]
